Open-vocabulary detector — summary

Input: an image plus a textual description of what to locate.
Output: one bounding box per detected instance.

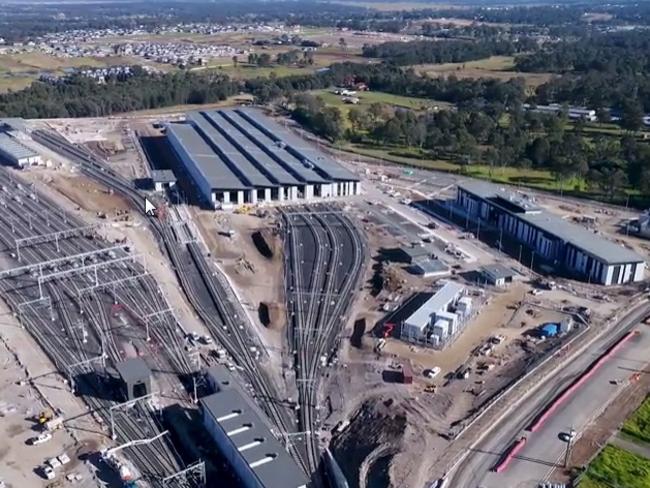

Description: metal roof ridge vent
[217,409,242,422]
[249,453,278,469]
[227,423,253,436]
[238,438,265,452]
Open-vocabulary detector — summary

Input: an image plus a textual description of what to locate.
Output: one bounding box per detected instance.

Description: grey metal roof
[459,180,540,213]
[0,133,37,160]
[521,211,643,265]
[166,123,249,191]
[459,180,644,265]
[404,281,464,329]
[481,263,516,280]
[213,110,303,186]
[205,364,234,393]
[151,169,177,184]
[115,358,151,384]
[401,245,435,261]
[168,108,358,192]
[201,389,308,488]
[235,108,359,182]
[188,111,273,187]
[0,118,27,133]
[230,109,329,184]
[410,259,448,275]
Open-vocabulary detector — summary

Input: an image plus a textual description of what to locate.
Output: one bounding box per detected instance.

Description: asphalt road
[449,301,650,488]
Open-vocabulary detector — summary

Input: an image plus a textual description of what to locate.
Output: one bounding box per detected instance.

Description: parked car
[31,432,52,445]
[425,367,441,379]
[47,457,62,470]
[42,465,55,480]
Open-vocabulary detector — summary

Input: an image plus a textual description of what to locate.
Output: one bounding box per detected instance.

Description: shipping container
[401,362,414,384]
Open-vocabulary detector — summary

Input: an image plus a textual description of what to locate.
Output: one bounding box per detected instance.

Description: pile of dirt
[259,302,286,330]
[252,228,281,260]
[332,398,429,488]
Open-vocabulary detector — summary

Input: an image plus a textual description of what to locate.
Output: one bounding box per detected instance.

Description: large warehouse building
[166,108,360,208]
[456,181,645,286]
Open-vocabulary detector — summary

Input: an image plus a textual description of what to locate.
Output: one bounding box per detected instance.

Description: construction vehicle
[38,410,53,425]
[424,385,436,394]
[44,415,64,432]
[234,204,253,215]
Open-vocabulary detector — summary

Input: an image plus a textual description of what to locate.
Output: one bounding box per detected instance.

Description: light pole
[564,427,577,467]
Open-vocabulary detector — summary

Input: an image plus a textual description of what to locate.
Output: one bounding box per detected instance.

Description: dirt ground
[22,168,131,214]
[191,209,287,346]
[0,299,109,488]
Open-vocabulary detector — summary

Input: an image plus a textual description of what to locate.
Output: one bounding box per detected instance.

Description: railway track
[281,205,366,480]
[0,169,193,486]
[32,128,305,472]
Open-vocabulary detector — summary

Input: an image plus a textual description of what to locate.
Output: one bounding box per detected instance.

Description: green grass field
[414,55,553,89]
[311,89,452,116]
[0,76,34,93]
[622,396,650,444]
[580,444,650,488]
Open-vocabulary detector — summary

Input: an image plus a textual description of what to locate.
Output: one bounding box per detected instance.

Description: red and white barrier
[527,330,638,433]
[492,437,527,473]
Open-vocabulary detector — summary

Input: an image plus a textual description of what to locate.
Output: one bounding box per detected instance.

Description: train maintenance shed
[166,107,360,208]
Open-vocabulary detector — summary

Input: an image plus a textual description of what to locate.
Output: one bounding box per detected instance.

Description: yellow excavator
[38,409,53,424]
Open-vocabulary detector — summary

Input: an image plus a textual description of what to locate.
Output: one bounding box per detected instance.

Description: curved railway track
[282,205,366,480]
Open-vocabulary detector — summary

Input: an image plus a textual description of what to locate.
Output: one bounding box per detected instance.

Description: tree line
[361,38,536,66]
[291,92,650,200]
[517,30,650,112]
[0,68,238,118]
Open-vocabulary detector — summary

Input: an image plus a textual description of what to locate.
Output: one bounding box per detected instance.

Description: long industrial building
[200,365,308,488]
[456,181,645,285]
[0,132,41,167]
[166,108,360,208]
